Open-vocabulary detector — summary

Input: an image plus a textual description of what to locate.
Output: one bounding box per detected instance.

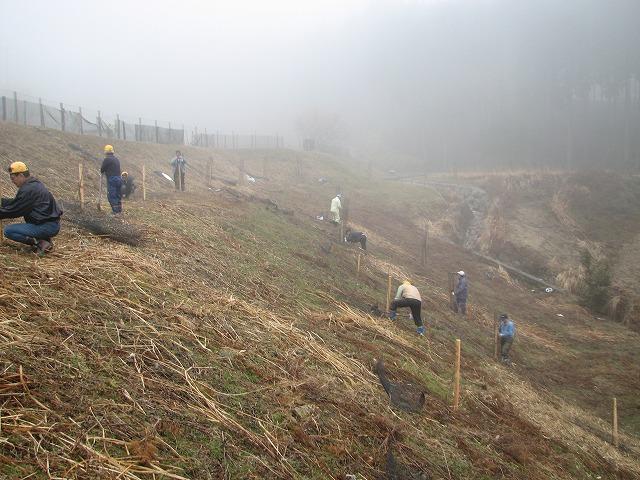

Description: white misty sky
[0,0,385,140]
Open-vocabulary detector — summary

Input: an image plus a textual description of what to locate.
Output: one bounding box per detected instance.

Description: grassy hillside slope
[0,122,639,479]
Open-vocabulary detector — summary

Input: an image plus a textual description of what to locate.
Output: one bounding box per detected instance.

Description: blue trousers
[4,221,60,245]
[107,175,123,213]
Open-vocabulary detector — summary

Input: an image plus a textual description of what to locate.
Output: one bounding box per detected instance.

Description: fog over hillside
[1,0,639,170]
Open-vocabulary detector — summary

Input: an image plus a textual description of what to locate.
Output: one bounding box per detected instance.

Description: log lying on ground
[62,201,144,246]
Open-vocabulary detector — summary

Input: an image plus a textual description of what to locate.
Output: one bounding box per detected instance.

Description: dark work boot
[36,239,53,256]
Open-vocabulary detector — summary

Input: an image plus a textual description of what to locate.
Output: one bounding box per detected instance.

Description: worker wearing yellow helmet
[121,171,137,199]
[388,279,425,336]
[100,145,122,213]
[0,161,62,255]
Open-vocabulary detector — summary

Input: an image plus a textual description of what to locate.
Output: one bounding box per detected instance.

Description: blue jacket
[499,320,515,338]
[100,153,121,177]
[454,276,468,301]
[0,177,62,224]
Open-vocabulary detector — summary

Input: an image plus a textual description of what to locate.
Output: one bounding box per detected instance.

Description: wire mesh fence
[0,89,282,150]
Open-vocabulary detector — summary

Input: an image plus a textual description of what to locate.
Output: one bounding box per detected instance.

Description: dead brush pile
[62,201,144,246]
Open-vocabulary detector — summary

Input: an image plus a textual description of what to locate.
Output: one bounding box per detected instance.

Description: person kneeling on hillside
[0,162,62,255]
[498,313,516,363]
[121,171,136,199]
[344,228,367,250]
[389,280,425,336]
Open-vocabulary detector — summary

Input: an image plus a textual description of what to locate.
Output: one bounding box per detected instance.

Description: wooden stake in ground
[78,163,84,208]
[142,164,146,201]
[356,252,362,277]
[239,158,246,186]
[453,338,461,410]
[386,271,392,312]
[208,158,213,188]
[494,313,500,361]
[612,397,619,448]
[448,273,457,311]
[0,181,3,242]
[420,222,429,267]
[97,173,103,211]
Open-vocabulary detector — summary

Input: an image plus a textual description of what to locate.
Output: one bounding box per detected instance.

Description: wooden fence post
[612,397,619,448]
[38,98,44,127]
[385,271,391,311]
[155,120,159,143]
[208,158,213,187]
[453,339,461,410]
[420,222,429,267]
[60,103,65,131]
[495,313,500,361]
[13,92,18,123]
[357,253,362,277]
[22,100,26,126]
[0,181,3,242]
[448,273,456,311]
[122,121,127,141]
[78,163,84,208]
[78,107,84,134]
[142,164,146,201]
[239,157,245,185]
[116,114,120,139]
[97,111,102,137]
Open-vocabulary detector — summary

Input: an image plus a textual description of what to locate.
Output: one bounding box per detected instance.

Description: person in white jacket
[329,194,342,224]
[389,280,425,336]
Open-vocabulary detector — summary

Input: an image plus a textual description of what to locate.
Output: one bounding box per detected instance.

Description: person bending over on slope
[121,171,136,199]
[0,162,62,255]
[389,280,425,336]
[344,227,367,250]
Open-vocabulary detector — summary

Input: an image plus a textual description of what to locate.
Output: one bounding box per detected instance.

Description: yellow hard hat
[121,171,128,177]
[403,279,412,285]
[104,145,114,154]
[7,161,28,174]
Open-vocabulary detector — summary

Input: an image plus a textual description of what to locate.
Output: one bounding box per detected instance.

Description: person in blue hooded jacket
[452,270,468,315]
[498,313,516,363]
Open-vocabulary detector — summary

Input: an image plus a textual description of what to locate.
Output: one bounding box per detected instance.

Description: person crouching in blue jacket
[0,161,63,255]
[498,313,516,363]
[100,145,122,214]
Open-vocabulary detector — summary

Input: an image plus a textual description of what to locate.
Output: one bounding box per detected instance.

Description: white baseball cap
[457,271,465,276]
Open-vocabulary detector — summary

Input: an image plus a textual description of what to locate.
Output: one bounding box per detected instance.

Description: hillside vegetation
[426,171,640,330]
[1,122,639,479]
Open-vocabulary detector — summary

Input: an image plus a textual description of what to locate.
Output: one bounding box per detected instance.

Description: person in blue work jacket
[100,145,122,214]
[498,313,515,363]
[452,270,468,315]
[0,161,62,255]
